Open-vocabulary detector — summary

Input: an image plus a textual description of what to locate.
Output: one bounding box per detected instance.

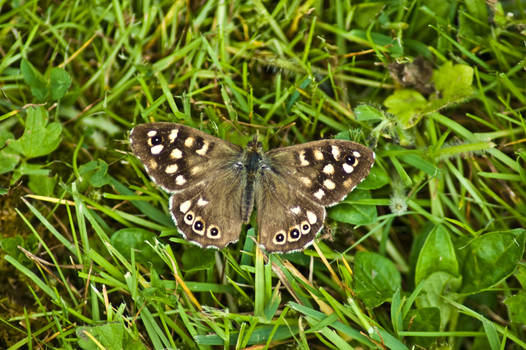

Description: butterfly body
[130,123,374,253]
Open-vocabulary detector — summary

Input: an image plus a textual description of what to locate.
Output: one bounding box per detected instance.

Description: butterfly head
[246,135,262,152]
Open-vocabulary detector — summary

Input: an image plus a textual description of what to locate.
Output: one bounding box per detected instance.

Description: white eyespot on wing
[306,210,317,224]
[323,164,335,175]
[323,179,336,190]
[314,188,325,200]
[314,149,324,160]
[147,130,157,137]
[179,200,192,213]
[290,206,301,215]
[170,148,183,159]
[196,142,209,156]
[175,175,186,185]
[197,197,209,206]
[299,150,309,166]
[151,144,164,155]
[353,151,361,158]
[331,145,341,160]
[184,211,195,225]
[165,163,178,174]
[300,177,312,187]
[192,217,205,235]
[207,225,221,239]
[184,137,195,148]
[300,220,311,235]
[169,129,179,143]
[343,163,354,174]
[272,231,287,245]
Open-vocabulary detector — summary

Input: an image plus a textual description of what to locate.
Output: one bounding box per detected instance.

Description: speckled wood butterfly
[130,123,374,253]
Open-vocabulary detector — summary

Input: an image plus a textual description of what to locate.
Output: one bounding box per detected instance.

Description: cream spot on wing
[331,145,341,160]
[343,163,354,174]
[314,149,324,160]
[196,142,209,156]
[323,164,335,175]
[148,159,158,170]
[353,151,361,158]
[184,211,195,225]
[197,197,209,206]
[323,179,336,190]
[147,130,157,137]
[151,144,163,155]
[306,210,317,224]
[179,200,191,213]
[190,166,202,175]
[299,150,309,166]
[175,175,186,185]
[184,137,194,148]
[344,178,354,188]
[170,148,183,159]
[290,206,301,215]
[314,188,325,200]
[165,163,178,174]
[300,177,312,187]
[300,221,311,235]
[169,129,179,143]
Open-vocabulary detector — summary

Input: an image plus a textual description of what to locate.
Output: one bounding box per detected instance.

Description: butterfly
[130,123,374,253]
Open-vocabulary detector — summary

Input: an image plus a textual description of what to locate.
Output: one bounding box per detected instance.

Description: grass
[1,0,525,349]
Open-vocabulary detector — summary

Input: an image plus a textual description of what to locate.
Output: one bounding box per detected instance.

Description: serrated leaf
[9,107,62,158]
[433,61,474,100]
[384,89,427,128]
[353,251,401,308]
[504,291,526,325]
[354,104,384,122]
[0,149,20,175]
[78,160,111,187]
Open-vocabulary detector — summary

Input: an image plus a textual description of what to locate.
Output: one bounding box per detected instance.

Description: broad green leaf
[415,271,462,329]
[433,61,473,100]
[384,89,427,128]
[0,149,20,175]
[503,291,526,325]
[329,189,377,225]
[111,228,165,271]
[360,165,389,190]
[353,251,401,308]
[9,107,62,158]
[415,225,459,286]
[404,307,441,348]
[21,58,47,101]
[77,323,146,350]
[78,160,111,188]
[28,174,56,196]
[181,246,216,272]
[461,229,525,293]
[50,67,72,100]
[354,104,384,122]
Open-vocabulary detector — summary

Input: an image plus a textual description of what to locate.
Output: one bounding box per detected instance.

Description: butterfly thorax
[240,137,265,223]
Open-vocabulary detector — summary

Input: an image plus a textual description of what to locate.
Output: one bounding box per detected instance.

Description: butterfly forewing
[130,123,241,192]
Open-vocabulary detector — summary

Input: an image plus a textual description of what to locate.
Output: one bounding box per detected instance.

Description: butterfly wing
[256,140,375,252]
[130,123,246,248]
